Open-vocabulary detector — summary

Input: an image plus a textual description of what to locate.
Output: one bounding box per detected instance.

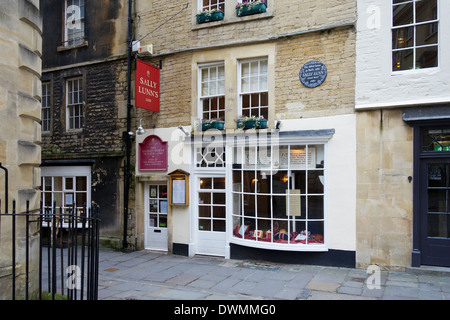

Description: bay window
[232,142,326,247]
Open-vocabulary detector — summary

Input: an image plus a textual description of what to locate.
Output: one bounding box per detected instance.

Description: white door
[145,183,168,251]
[196,176,227,256]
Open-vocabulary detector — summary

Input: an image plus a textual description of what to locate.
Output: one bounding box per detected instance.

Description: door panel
[196,176,227,256]
[145,184,168,251]
[420,159,450,267]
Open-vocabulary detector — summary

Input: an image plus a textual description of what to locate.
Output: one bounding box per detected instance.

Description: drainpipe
[0,162,8,213]
[123,0,133,250]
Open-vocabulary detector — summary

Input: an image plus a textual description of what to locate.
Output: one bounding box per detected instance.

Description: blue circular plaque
[299,60,327,88]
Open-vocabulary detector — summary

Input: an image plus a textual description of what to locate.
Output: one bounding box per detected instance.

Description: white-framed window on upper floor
[198,63,226,121]
[42,82,52,133]
[63,0,86,47]
[392,0,439,72]
[66,77,84,131]
[238,57,268,119]
[199,0,225,12]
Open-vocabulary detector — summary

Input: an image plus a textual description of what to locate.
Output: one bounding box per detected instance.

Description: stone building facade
[0,0,42,299]
[40,0,129,247]
[132,0,358,267]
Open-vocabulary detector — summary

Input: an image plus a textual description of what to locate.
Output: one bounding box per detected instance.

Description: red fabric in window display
[233,227,324,244]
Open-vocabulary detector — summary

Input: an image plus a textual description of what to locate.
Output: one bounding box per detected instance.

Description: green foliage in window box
[236,116,267,130]
[196,118,225,131]
[236,1,267,17]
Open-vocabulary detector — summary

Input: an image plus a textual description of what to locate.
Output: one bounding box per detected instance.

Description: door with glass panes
[196,176,227,256]
[420,158,450,267]
[145,183,168,251]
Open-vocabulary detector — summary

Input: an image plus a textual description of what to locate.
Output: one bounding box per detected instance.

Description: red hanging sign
[135,59,160,112]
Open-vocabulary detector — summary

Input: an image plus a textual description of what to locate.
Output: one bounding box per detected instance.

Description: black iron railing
[0,200,100,300]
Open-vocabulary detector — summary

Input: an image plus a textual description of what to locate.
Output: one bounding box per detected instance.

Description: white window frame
[198,0,225,12]
[64,0,85,46]
[198,63,226,121]
[198,177,227,233]
[41,166,91,228]
[230,140,328,252]
[66,77,84,131]
[392,0,439,72]
[238,57,269,119]
[42,82,51,133]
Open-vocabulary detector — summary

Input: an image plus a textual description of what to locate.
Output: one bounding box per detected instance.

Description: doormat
[236,261,280,272]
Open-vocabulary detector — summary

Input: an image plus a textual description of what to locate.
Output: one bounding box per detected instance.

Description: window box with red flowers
[236,0,267,17]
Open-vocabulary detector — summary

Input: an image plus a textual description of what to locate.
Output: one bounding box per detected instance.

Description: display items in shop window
[233,222,324,244]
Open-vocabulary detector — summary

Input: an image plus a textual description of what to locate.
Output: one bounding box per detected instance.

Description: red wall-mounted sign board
[135,59,160,112]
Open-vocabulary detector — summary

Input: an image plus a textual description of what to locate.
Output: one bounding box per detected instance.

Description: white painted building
[356,0,450,268]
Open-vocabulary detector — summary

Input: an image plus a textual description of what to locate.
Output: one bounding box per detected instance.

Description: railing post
[11,200,16,300]
[25,200,30,300]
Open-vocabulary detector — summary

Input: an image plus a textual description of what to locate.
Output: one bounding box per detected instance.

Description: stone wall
[356,109,414,269]
[0,0,42,299]
[275,26,356,119]
[136,0,356,55]
[41,59,127,156]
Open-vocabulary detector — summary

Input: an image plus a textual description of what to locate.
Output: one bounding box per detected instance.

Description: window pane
[428,214,450,238]
[214,177,225,189]
[199,206,210,218]
[199,192,211,204]
[272,171,288,193]
[392,27,413,49]
[428,189,446,213]
[273,196,287,218]
[213,220,226,232]
[416,0,437,23]
[244,194,255,216]
[308,171,324,194]
[200,178,212,189]
[213,206,225,218]
[159,215,167,228]
[213,192,225,204]
[257,195,270,218]
[416,46,438,69]
[309,221,325,243]
[416,23,438,46]
[308,196,324,219]
[393,3,413,26]
[428,164,447,188]
[393,49,414,71]
[199,219,211,231]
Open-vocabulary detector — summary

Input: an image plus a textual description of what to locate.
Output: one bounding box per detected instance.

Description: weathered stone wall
[136,0,356,55]
[356,109,414,269]
[275,26,356,119]
[0,0,42,299]
[41,59,127,156]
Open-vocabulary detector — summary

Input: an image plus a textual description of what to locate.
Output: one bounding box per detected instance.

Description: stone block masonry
[356,109,414,269]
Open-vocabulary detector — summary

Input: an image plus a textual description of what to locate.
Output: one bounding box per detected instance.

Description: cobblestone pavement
[97,248,450,301]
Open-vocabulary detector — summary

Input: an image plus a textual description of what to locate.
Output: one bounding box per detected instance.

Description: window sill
[192,11,274,31]
[57,41,89,52]
[391,66,440,76]
[231,238,328,252]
